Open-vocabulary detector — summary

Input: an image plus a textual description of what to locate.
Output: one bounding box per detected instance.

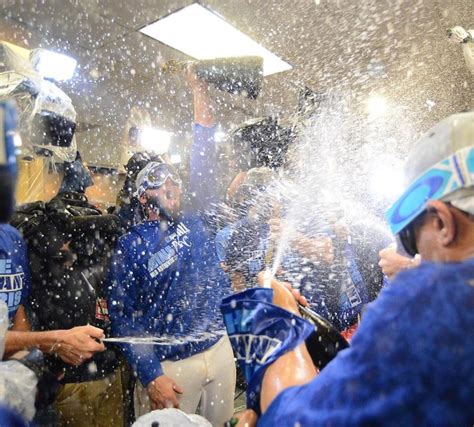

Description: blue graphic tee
[0,224,30,322]
[108,124,232,386]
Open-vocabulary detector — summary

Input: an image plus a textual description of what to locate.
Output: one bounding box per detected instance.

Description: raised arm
[257,275,318,412]
[188,69,215,127]
[187,69,220,211]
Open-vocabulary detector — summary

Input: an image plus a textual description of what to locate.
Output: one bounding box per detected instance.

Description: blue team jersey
[0,224,30,322]
[215,223,234,263]
[259,258,474,426]
[108,124,232,386]
[108,214,232,386]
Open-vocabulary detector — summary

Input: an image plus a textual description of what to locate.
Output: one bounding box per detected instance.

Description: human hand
[186,64,214,126]
[257,272,307,315]
[147,375,183,410]
[332,219,349,239]
[233,409,258,427]
[230,271,247,292]
[186,64,208,93]
[378,244,420,280]
[54,325,105,366]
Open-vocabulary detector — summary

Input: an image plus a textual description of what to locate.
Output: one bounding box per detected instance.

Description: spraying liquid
[263,93,407,296]
[102,331,224,346]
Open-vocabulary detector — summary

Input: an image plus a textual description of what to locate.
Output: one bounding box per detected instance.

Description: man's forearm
[193,85,215,127]
[5,330,63,358]
[260,342,317,413]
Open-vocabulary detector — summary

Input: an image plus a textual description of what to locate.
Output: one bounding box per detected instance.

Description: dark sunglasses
[398,222,418,257]
[399,203,474,257]
[399,208,442,257]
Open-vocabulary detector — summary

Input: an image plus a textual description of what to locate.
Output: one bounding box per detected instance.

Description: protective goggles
[145,163,181,189]
[387,146,474,254]
[137,163,181,194]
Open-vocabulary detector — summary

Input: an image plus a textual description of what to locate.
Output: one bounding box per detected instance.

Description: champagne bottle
[162,56,264,99]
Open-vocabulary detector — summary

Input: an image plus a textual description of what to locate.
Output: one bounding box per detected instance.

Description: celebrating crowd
[0,67,473,427]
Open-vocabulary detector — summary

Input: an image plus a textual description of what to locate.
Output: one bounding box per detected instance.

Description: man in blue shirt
[107,72,235,424]
[225,111,474,426]
[0,224,30,323]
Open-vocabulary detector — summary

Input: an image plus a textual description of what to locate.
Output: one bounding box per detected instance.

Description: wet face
[142,178,182,220]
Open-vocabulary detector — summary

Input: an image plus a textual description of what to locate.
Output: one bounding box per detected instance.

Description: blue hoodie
[0,224,30,322]
[259,258,474,426]
[107,124,232,386]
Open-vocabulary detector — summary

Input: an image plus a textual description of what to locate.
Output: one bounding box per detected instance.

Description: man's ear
[426,200,456,246]
[139,193,147,205]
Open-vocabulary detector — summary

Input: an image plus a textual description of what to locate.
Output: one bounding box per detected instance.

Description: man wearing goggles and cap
[134,162,183,222]
[224,112,474,426]
[107,72,235,425]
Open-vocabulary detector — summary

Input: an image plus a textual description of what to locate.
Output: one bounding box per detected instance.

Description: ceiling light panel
[140,3,292,76]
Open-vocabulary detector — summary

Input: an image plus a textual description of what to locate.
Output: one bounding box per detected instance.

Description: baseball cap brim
[386,112,474,235]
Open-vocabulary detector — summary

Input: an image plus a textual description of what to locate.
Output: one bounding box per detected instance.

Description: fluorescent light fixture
[140,3,292,76]
[140,127,172,154]
[366,95,389,118]
[170,153,182,164]
[34,49,77,81]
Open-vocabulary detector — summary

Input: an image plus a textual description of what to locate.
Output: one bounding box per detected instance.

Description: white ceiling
[1,0,473,167]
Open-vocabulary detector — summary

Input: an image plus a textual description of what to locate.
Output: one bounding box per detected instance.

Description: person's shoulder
[232,217,257,233]
[0,225,27,259]
[0,223,24,243]
[394,258,474,290]
[369,259,474,324]
[180,212,207,232]
[420,259,474,301]
[118,222,155,246]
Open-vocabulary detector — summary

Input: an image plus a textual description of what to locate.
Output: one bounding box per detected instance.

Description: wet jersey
[259,258,474,426]
[305,226,389,332]
[0,224,30,322]
[108,124,232,387]
[222,218,270,282]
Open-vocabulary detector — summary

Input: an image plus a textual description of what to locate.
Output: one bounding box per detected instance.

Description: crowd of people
[0,67,473,427]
